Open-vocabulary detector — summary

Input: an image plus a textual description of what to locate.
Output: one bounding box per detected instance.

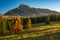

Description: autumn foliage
[15,16,24,34]
[27,18,32,29]
[0,14,60,34]
[8,16,24,34]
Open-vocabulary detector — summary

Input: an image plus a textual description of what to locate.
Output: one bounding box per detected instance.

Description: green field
[0,22,60,40]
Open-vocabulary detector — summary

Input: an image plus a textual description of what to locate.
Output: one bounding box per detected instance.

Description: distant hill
[4,4,60,17]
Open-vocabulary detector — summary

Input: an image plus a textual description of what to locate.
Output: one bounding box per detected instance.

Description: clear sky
[0,0,60,14]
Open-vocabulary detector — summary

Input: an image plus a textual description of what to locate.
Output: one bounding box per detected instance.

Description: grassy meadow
[0,22,60,40]
[0,14,60,40]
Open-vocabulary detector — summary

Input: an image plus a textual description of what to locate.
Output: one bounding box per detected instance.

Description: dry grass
[0,22,60,40]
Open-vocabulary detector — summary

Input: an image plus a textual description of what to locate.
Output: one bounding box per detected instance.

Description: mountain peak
[19,4,32,8]
[20,4,27,6]
[4,4,60,16]
[19,4,29,8]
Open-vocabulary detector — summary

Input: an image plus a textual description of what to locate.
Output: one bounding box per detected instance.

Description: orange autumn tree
[27,18,32,29]
[8,16,24,34]
[15,16,24,34]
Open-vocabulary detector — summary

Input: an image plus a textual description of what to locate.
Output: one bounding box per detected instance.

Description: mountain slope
[4,4,60,17]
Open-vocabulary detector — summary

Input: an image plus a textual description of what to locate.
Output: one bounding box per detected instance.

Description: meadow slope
[0,22,60,40]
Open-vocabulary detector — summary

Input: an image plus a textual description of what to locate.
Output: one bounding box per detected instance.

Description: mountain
[4,4,60,17]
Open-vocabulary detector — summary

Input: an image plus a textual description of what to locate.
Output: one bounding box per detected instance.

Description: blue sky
[0,0,60,14]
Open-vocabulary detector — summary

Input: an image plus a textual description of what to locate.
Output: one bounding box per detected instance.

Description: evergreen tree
[54,14,59,21]
[8,17,16,34]
[33,14,37,23]
[0,17,8,34]
[0,17,2,34]
[45,15,50,25]
[2,18,8,33]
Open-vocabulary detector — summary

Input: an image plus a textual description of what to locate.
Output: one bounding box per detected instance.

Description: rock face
[4,4,60,17]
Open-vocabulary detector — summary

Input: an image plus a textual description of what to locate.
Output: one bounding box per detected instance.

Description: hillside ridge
[4,4,60,17]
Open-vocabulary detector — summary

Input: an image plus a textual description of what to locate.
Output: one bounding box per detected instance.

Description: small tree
[27,18,32,29]
[0,17,3,34]
[15,16,24,34]
[45,15,50,25]
[2,18,8,34]
[0,17,8,34]
[33,14,37,23]
[54,14,59,21]
[8,17,16,34]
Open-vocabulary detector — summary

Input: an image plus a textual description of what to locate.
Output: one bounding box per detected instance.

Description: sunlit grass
[0,22,60,40]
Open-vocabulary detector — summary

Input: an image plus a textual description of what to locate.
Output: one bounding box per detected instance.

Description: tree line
[0,14,60,34]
